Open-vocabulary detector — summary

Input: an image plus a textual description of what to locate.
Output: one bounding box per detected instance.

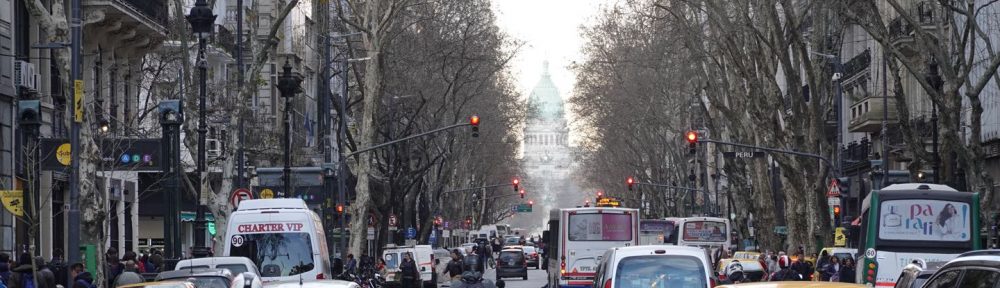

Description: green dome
[529,61,564,121]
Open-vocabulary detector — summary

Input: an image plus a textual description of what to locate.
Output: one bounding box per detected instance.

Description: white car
[264,280,360,288]
[592,245,713,288]
[382,244,437,288]
[156,268,260,288]
[174,257,263,288]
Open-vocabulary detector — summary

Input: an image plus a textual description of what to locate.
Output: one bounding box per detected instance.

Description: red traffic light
[520,189,525,199]
[513,178,520,192]
[336,204,344,214]
[528,200,534,206]
[470,115,480,126]
[686,131,698,143]
[833,205,841,215]
[627,177,635,191]
[597,191,603,198]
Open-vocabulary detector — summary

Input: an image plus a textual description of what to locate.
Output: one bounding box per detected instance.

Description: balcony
[848,96,898,133]
[83,0,168,49]
[888,1,946,58]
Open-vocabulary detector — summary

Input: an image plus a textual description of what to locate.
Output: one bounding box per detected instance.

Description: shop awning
[180,211,216,222]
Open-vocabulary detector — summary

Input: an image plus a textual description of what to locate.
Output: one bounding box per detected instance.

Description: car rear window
[500,251,524,262]
[217,264,248,274]
[615,255,706,288]
[176,266,210,271]
[523,247,536,254]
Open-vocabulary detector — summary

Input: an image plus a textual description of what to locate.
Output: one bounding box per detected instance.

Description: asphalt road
[484,265,549,288]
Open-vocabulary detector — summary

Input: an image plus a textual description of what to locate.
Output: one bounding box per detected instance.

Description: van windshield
[615,255,706,288]
[229,233,315,277]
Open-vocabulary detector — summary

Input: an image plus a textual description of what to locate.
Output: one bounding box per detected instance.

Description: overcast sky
[493,0,607,115]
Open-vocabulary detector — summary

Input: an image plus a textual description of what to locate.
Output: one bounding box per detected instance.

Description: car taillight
[603,279,612,288]
[316,273,325,280]
[560,261,566,275]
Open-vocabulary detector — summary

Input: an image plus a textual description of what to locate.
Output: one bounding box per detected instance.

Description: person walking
[69,263,95,288]
[48,249,66,288]
[789,252,810,281]
[8,254,56,288]
[824,256,841,282]
[399,253,418,288]
[345,254,357,275]
[148,249,163,274]
[446,249,464,282]
[769,256,803,281]
[839,258,856,283]
[113,261,145,287]
[104,248,123,288]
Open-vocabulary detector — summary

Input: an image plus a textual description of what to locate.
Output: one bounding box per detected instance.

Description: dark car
[522,246,540,269]
[496,249,528,280]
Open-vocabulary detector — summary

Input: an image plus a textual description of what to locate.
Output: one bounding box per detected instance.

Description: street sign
[260,188,275,199]
[406,227,416,239]
[444,221,450,229]
[723,151,765,159]
[367,227,376,240]
[827,179,842,197]
[389,214,398,228]
[834,227,846,247]
[443,230,451,238]
[230,188,253,208]
[515,204,532,213]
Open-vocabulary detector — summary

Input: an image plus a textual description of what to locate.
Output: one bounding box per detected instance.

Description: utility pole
[236,0,246,188]
[66,0,83,277]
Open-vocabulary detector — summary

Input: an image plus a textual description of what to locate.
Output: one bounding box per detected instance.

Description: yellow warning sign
[260,188,274,199]
[74,80,84,123]
[56,143,72,166]
[834,227,846,247]
[1,190,23,217]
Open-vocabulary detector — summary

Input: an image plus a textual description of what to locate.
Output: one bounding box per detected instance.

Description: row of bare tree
[572,0,999,253]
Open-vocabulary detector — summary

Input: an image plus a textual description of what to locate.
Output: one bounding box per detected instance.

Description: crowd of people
[719,249,857,284]
[0,247,167,288]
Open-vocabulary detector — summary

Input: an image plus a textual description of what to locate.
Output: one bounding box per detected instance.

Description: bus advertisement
[856,183,981,287]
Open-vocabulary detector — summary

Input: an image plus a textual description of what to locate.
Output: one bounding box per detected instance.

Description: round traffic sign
[389,214,398,227]
[865,248,876,259]
[230,188,253,207]
[260,188,275,199]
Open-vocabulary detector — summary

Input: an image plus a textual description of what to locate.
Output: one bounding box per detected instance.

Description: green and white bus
[855,183,981,287]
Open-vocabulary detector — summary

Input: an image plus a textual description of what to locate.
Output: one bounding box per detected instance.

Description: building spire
[542,60,550,76]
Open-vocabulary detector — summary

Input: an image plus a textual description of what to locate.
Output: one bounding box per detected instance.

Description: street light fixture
[277,59,303,199]
[187,0,216,259]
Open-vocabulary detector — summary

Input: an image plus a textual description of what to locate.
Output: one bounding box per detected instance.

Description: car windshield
[159,276,229,288]
[228,233,315,277]
[217,264,249,274]
[615,255,706,288]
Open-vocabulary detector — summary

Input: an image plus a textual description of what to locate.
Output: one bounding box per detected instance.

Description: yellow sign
[834,227,846,247]
[596,197,621,207]
[260,189,274,199]
[74,80,84,123]
[1,190,23,217]
[56,143,72,166]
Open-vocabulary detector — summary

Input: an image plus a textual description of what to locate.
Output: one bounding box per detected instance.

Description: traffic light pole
[344,122,473,157]
[441,183,517,195]
[697,139,837,178]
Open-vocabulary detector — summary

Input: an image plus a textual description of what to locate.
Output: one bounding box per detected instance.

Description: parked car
[174,256,261,276]
[593,245,713,288]
[521,246,540,269]
[265,280,361,288]
[118,281,195,288]
[496,248,528,280]
[156,268,255,288]
[382,244,437,288]
[917,250,1000,288]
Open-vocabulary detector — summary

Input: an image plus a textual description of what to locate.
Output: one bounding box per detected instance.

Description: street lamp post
[278,60,304,199]
[17,100,41,255]
[159,100,184,259]
[187,0,216,258]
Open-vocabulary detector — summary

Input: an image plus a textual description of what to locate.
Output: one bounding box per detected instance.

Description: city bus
[665,217,732,259]
[546,207,639,288]
[638,219,677,245]
[855,183,981,287]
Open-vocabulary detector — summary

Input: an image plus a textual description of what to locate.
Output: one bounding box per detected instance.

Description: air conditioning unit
[14,61,38,91]
[207,139,222,158]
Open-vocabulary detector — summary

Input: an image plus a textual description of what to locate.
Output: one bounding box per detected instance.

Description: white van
[223,199,332,282]
[479,225,499,239]
[382,244,437,288]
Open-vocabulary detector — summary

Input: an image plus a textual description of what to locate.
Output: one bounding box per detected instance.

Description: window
[228,233,315,277]
[923,269,961,288]
[568,213,633,241]
[614,255,706,288]
[956,269,999,288]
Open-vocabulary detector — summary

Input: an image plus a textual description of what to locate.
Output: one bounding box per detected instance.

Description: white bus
[546,207,639,288]
[638,219,677,245]
[224,199,332,282]
[496,224,512,237]
[665,217,731,261]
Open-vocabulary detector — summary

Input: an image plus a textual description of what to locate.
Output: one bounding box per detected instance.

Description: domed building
[518,61,579,226]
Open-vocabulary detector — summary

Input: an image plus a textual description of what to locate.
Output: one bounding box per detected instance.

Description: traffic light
[686,131,698,154]
[336,204,344,214]
[528,200,534,207]
[627,177,635,191]
[513,178,520,192]
[465,216,472,227]
[833,205,842,224]
[470,115,480,137]
[519,189,525,199]
[596,191,604,200]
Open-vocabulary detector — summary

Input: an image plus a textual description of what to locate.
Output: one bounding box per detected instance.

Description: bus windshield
[878,199,972,242]
[681,220,727,243]
[229,233,315,277]
[568,213,633,241]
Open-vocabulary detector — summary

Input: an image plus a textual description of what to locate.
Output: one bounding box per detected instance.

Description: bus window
[568,213,633,241]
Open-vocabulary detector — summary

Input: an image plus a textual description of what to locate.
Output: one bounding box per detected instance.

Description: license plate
[578,266,593,271]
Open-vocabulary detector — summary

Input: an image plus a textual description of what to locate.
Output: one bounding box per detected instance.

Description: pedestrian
[9,254,57,288]
[345,254,357,275]
[376,258,387,276]
[817,251,830,281]
[399,253,418,288]
[823,256,841,282]
[113,261,145,287]
[48,249,66,288]
[121,251,145,273]
[104,248,123,288]
[148,249,163,273]
[332,258,344,277]
[769,255,802,281]
[789,252,810,281]
[0,253,12,286]
[462,247,482,274]
[839,258,856,283]
[446,249,464,282]
[69,263,95,288]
